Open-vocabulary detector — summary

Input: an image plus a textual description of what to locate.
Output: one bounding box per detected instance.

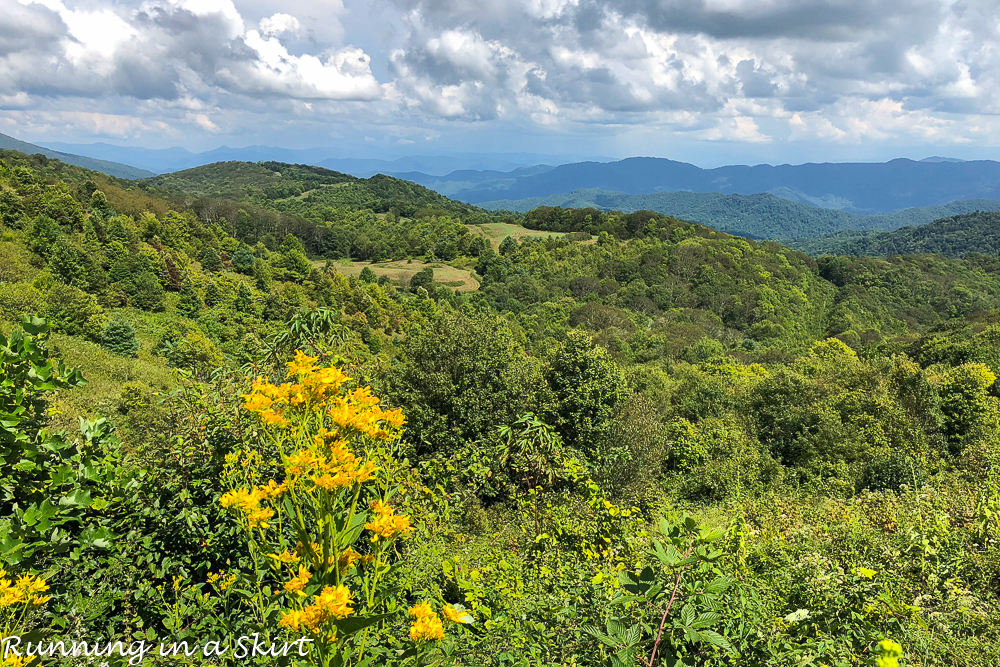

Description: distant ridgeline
[0,132,154,180]
[481,189,1000,242]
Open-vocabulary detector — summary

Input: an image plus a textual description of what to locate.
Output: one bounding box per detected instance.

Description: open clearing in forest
[465,222,572,249]
[320,259,480,291]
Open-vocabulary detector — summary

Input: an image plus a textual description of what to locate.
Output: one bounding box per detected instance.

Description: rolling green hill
[141,161,495,220]
[483,188,1000,240]
[790,210,1000,257]
[0,131,154,180]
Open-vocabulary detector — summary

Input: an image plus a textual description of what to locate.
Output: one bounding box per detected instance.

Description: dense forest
[791,211,1000,258]
[2,150,1000,666]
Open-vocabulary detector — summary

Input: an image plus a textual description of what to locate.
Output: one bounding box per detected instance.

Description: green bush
[102,316,140,357]
[856,453,926,494]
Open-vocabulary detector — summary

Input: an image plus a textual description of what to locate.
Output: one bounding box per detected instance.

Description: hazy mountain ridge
[414,156,1000,214]
[38,141,601,177]
[0,132,155,180]
[477,188,1000,240]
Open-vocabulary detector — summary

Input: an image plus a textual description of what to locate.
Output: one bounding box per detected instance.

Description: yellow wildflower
[409,602,444,643]
[313,585,354,619]
[875,639,904,667]
[365,500,413,543]
[287,350,318,376]
[268,549,300,565]
[284,564,311,597]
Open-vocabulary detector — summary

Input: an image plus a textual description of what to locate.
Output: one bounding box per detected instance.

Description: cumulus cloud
[1,0,999,151]
[1,0,381,107]
[384,0,1000,144]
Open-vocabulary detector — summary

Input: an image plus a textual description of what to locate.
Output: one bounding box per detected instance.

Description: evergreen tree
[200,246,223,272]
[177,276,202,319]
[359,266,377,284]
[204,281,223,308]
[127,271,165,312]
[499,235,518,256]
[102,317,140,357]
[235,282,255,315]
[231,245,256,274]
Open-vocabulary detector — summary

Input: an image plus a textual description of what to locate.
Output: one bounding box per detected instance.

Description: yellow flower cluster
[1,654,36,667]
[285,434,378,492]
[206,571,238,591]
[408,602,444,643]
[284,564,311,597]
[279,585,355,633]
[0,570,50,607]
[242,351,405,439]
[219,486,277,528]
[365,500,413,543]
[875,639,904,667]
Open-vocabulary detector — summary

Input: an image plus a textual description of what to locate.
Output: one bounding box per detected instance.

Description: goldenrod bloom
[365,500,413,543]
[409,602,444,643]
[268,549,300,564]
[284,564,311,596]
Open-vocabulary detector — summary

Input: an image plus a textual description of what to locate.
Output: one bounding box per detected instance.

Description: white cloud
[258,12,300,37]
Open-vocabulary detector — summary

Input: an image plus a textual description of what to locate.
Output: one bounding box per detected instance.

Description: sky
[0,0,998,166]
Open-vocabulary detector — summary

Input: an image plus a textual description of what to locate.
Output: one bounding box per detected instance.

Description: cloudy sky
[1,0,998,165]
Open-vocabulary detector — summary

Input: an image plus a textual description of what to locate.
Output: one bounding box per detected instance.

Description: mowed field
[465,222,572,249]
[321,259,481,292]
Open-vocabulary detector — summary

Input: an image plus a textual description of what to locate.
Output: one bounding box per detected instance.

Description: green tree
[204,280,223,308]
[128,271,165,312]
[499,235,518,255]
[102,317,140,357]
[177,275,202,319]
[547,329,630,464]
[49,236,89,289]
[230,245,256,273]
[27,215,62,256]
[200,245,223,272]
[359,266,377,284]
[235,282,255,315]
[382,311,548,457]
[44,283,107,341]
[0,188,24,228]
[410,267,434,292]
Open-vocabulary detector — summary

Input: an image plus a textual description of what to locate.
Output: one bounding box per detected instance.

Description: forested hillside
[0,132,155,180]
[791,211,1000,257]
[3,150,1000,666]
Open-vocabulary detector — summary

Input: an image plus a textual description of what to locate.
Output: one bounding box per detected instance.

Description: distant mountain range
[36,141,610,177]
[475,188,1000,240]
[403,156,1000,214]
[0,132,154,180]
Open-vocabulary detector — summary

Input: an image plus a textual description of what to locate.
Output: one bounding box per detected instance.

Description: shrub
[0,281,42,322]
[44,283,107,341]
[102,316,140,357]
[856,453,926,494]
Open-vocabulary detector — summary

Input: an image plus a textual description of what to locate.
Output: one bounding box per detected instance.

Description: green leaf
[332,612,395,636]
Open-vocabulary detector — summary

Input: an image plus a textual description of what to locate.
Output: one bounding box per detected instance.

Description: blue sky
[1,0,998,166]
